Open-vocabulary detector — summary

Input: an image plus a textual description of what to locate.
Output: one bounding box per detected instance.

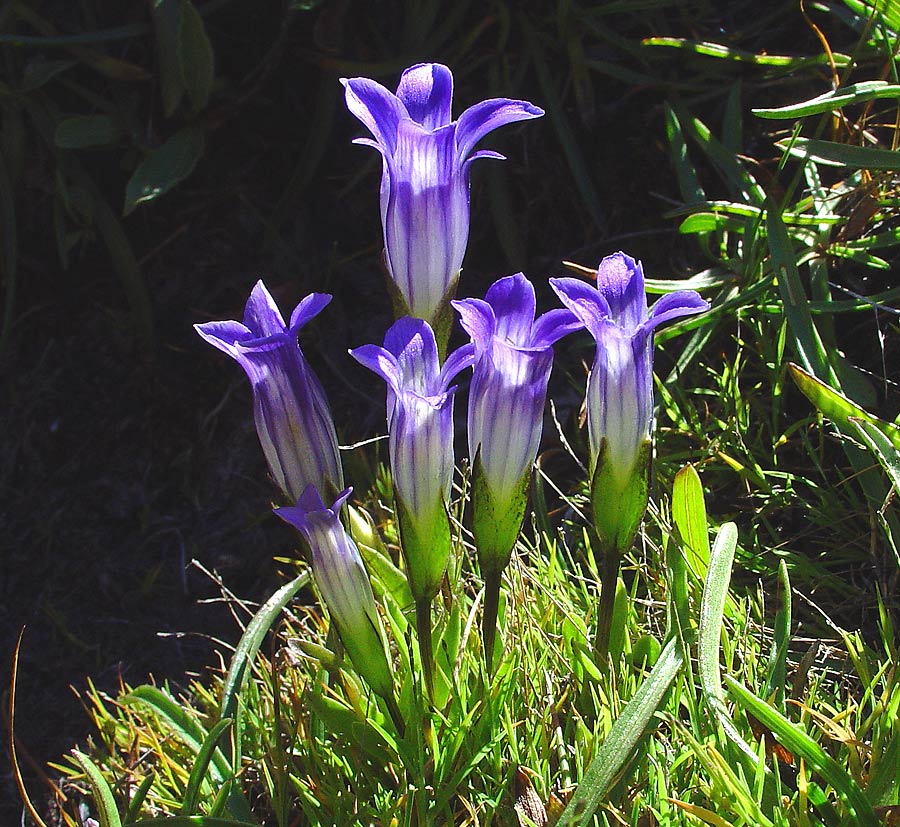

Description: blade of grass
[777,137,900,170]
[725,676,881,827]
[520,17,604,230]
[849,417,900,495]
[179,718,233,816]
[753,81,900,118]
[71,751,122,827]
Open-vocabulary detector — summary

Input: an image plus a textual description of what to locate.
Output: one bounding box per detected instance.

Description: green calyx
[590,438,652,556]
[394,488,452,604]
[471,450,532,578]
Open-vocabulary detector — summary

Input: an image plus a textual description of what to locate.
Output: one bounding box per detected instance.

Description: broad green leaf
[556,637,682,826]
[753,81,900,118]
[850,417,900,495]
[698,523,756,759]
[778,137,900,170]
[672,464,711,577]
[177,0,215,111]
[789,363,900,450]
[71,750,122,827]
[54,115,122,149]
[726,676,881,827]
[124,127,205,214]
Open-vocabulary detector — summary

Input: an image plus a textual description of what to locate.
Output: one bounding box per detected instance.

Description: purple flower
[453,274,580,571]
[276,486,392,697]
[343,63,544,328]
[551,252,709,551]
[350,317,473,602]
[195,282,343,503]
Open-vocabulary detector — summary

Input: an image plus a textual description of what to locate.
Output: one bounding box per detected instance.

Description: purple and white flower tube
[343,63,543,331]
[275,486,393,698]
[195,281,343,504]
[551,252,709,552]
[453,273,580,574]
[350,317,473,603]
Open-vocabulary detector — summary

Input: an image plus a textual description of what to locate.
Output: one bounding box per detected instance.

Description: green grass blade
[753,81,900,118]
[777,137,900,170]
[849,417,900,495]
[556,638,683,827]
[766,207,832,380]
[521,18,604,229]
[763,560,791,711]
[725,676,881,827]
[643,37,851,67]
[664,103,705,205]
[179,718,233,815]
[124,774,154,824]
[71,750,123,827]
[220,572,311,723]
[788,363,900,449]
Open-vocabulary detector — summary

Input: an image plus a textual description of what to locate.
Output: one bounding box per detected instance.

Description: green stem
[593,548,621,668]
[415,597,435,704]
[482,569,502,676]
[383,693,406,739]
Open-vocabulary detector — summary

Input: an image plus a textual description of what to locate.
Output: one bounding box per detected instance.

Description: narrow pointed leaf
[556,638,682,826]
[71,750,122,827]
[725,676,880,827]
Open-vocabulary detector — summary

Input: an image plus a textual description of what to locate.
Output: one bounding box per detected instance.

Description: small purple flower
[453,274,580,571]
[276,486,392,698]
[551,252,709,550]
[195,282,343,503]
[343,63,543,328]
[350,318,473,602]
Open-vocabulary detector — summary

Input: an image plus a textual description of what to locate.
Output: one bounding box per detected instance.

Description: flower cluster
[197,63,709,702]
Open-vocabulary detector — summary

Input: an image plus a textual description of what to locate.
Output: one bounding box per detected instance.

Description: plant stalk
[481,569,502,675]
[593,547,621,668]
[415,597,435,703]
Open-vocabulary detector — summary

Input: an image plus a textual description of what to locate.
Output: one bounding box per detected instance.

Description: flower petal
[456,98,544,160]
[532,308,582,347]
[452,297,496,353]
[342,76,409,154]
[549,277,612,338]
[194,320,254,360]
[440,342,476,391]
[349,344,402,395]
[395,63,453,130]
[289,292,332,333]
[484,273,536,346]
[595,252,647,332]
[243,280,288,338]
[383,316,441,392]
[645,290,710,332]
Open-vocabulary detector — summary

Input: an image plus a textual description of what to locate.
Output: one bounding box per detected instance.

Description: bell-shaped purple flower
[195,282,343,503]
[343,63,544,331]
[275,486,393,698]
[350,318,473,603]
[550,252,709,552]
[453,274,580,573]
